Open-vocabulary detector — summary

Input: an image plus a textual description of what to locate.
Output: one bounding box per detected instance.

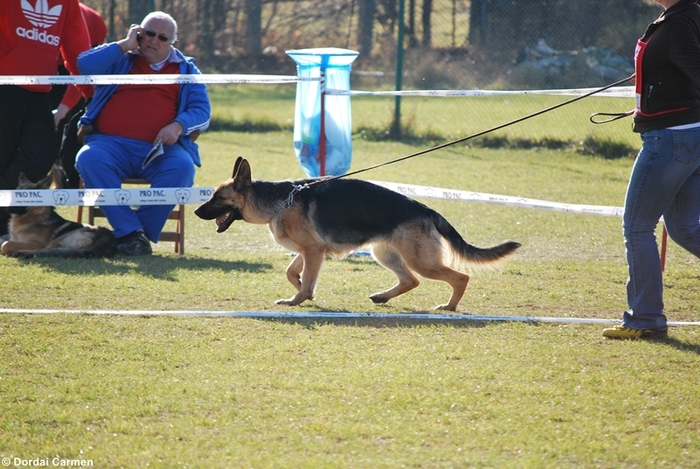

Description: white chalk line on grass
[1,309,698,326]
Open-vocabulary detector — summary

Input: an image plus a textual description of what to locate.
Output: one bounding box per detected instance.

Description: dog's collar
[279,183,311,211]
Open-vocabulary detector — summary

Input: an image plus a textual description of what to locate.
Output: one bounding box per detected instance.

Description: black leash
[325,74,634,183]
[282,75,634,207]
[589,110,634,124]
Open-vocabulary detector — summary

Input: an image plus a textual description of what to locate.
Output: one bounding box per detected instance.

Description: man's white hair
[141,11,178,43]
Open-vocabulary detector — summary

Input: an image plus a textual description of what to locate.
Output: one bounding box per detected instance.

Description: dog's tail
[433,213,521,270]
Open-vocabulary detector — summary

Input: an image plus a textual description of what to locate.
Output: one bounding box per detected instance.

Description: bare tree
[244,0,262,57]
[358,0,376,56]
[468,0,486,45]
[406,0,418,47]
[421,0,432,47]
[129,0,151,25]
[197,0,229,63]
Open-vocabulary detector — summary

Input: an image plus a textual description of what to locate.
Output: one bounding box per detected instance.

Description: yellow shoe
[602,325,668,340]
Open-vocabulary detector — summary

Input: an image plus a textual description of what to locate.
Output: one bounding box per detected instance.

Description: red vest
[94,56,180,142]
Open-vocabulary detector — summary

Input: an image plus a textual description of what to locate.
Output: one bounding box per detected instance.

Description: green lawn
[1,94,699,467]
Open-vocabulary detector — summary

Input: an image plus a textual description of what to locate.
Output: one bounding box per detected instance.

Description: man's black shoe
[117,230,152,256]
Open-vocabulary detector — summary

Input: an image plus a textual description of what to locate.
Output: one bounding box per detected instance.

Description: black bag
[57,104,85,189]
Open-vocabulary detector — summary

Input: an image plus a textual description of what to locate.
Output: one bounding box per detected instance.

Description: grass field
[1,91,699,467]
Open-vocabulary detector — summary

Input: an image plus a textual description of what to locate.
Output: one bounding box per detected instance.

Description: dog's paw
[433,303,457,312]
[276,298,300,306]
[276,292,313,306]
[369,294,389,304]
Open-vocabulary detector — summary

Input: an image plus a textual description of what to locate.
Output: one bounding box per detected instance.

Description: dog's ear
[36,171,54,189]
[232,158,252,193]
[17,172,30,186]
[232,156,244,178]
[50,164,65,189]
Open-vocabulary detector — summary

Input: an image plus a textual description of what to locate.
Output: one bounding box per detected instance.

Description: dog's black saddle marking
[46,212,84,241]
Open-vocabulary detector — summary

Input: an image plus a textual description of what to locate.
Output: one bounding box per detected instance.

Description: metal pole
[319,70,326,176]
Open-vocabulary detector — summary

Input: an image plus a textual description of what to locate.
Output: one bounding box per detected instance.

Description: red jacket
[59,2,107,108]
[0,0,91,94]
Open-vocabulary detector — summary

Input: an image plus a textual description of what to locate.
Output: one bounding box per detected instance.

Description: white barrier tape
[368,180,624,217]
[0,309,698,326]
[1,75,631,98]
[0,181,624,216]
[0,73,317,85]
[327,86,635,99]
[0,186,214,207]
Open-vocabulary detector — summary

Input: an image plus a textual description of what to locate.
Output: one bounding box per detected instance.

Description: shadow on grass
[254,315,494,330]
[19,255,272,281]
[656,336,700,355]
[247,301,496,329]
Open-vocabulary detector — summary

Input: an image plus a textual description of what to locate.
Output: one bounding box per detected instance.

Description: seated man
[76,11,210,255]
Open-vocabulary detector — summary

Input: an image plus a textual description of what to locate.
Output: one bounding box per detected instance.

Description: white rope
[0,74,632,99]
[0,308,698,326]
[0,73,316,85]
[327,86,635,99]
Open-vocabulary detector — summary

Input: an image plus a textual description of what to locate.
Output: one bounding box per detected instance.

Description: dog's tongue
[213,208,242,233]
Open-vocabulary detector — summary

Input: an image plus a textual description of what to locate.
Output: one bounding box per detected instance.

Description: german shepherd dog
[195,157,521,311]
[1,167,118,259]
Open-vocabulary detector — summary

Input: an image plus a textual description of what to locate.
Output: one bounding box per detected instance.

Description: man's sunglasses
[140,29,169,42]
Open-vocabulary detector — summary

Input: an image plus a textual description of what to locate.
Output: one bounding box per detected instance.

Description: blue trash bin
[286,47,359,177]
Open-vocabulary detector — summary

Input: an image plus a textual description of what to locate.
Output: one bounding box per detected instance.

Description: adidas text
[16,26,60,46]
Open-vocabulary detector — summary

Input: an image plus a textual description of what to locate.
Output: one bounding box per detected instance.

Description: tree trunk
[407,0,417,48]
[244,0,262,57]
[358,0,376,57]
[468,0,485,45]
[129,0,151,26]
[197,0,228,65]
[421,0,432,48]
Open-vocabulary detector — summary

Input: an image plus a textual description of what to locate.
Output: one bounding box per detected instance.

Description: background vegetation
[83,0,658,88]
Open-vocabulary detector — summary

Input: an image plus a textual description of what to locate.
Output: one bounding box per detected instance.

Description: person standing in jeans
[604,0,700,339]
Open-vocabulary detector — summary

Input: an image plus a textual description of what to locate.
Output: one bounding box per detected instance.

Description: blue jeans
[76,134,195,241]
[623,128,700,329]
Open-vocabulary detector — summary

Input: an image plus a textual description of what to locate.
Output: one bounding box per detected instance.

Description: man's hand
[155,121,183,146]
[117,24,142,53]
[53,104,71,128]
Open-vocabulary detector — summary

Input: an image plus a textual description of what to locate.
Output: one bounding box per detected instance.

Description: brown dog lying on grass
[1,167,117,259]
[195,157,521,311]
